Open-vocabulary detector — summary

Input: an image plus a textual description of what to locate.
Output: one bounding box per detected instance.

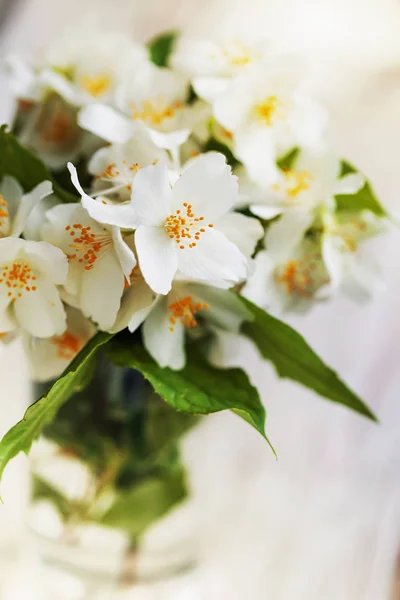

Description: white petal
[69,162,138,229]
[24,194,59,242]
[111,228,136,281]
[146,128,190,151]
[187,283,252,333]
[135,226,177,295]
[192,76,229,102]
[78,104,135,143]
[24,240,68,285]
[235,129,279,187]
[177,229,247,285]
[0,236,25,263]
[37,69,79,105]
[216,212,264,258]
[213,78,254,132]
[320,234,343,294]
[131,163,172,226]
[142,297,185,370]
[12,180,53,237]
[109,279,157,334]
[290,94,327,148]
[172,152,238,220]
[250,205,283,220]
[80,249,125,330]
[14,276,66,338]
[0,175,23,234]
[241,250,277,309]
[265,212,314,261]
[334,173,365,196]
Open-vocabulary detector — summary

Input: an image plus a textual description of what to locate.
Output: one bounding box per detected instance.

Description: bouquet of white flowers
[0,27,389,576]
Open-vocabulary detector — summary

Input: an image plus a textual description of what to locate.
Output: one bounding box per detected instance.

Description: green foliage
[0,332,113,482]
[148,31,178,67]
[239,296,376,421]
[277,147,299,170]
[0,125,78,203]
[99,470,187,538]
[106,340,272,449]
[336,160,386,216]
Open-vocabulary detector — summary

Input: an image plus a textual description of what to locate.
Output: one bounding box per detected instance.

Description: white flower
[321,209,386,302]
[142,281,252,370]
[78,62,191,152]
[67,129,169,226]
[13,29,149,107]
[24,306,96,382]
[172,36,270,102]
[0,237,68,337]
[242,149,365,220]
[42,204,136,330]
[0,176,53,238]
[17,94,100,170]
[242,212,329,313]
[129,153,248,294]
[213,59,327,187]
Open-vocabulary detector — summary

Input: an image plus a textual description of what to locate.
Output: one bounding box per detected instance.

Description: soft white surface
[1,1,400,598]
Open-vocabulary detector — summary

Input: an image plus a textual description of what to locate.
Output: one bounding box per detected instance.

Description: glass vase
[27,354,200,599]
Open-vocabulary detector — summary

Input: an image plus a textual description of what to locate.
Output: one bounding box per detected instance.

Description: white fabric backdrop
[1,1,400,598]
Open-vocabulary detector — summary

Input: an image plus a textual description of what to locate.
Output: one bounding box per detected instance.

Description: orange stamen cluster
[0,195,9,228]
[131,99,183,126]
[0,261,37,302]
[271,169,312,199]
[65,223,110,271]
[221,40,253,67]
[168,296,209,331]
[254,95,284,127]
[96,163,120,180]
[80,74,111,97]
[51,331,83,360]
[277,259,315,297]
[165,202,213,250]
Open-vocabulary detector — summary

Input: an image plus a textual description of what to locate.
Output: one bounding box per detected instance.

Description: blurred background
[1,0,400,598]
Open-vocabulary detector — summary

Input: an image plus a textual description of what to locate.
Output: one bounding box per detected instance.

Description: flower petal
[109,279,157,334]
[131,163,172,226]
[12,180,53,238]
[172,152,238,220]
[68,162,138,228]
[14,276,66,338]
[334,173,365,196]
[110,228,136,281]
[24,240,68,286]
[188,283,252,333]
[142,297,185,370]
[135,226,177,295]
[177,229,247,285]
[235,129,279,187]
[78,104,135,143]
[265,212,314,261]
[250,205,283,220]
[216,212,263,259]
[146,128,190,151]
[80,249,125,330]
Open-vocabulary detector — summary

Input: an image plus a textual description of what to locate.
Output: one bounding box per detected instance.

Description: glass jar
[27,354,200,599]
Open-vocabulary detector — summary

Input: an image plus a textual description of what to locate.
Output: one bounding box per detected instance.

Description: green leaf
[107,341,273,451]
[0,125,78,203]
[100,470,187,538]
[148,31,178,67]
[0,332,113,482]
[336,160,386,216]
[203,137,239,169]
[239,296,376,421]
[277,147,299,170]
